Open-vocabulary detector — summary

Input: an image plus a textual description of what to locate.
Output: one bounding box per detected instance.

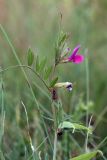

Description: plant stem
[51,63,58,160]
[52,101,57,160]
[85,49,90,152]
[53,132,57,160]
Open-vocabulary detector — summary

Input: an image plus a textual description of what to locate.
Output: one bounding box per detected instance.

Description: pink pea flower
[68,45,84,64]
[62,45,84,64]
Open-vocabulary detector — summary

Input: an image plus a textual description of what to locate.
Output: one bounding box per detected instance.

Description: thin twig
[94,106,107,130]
[85,49,90,152]
[21,101,35,153]
[51,63,58,160]
[85,115,93,152]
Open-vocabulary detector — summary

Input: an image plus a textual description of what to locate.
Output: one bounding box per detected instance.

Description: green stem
[51,63,58,160]
[53,132,57,160]
[52,101,57,160]
[85,49,90,152]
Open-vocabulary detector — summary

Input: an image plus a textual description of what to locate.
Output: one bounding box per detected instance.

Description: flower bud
[61,48,71,58]
[54,82,73,91]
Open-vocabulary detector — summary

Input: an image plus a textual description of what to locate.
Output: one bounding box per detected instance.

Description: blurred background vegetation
[0,0,107,159]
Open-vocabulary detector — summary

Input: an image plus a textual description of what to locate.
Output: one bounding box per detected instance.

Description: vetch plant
[28,31,104,160]
[25,31,102,160]
[0,25,104,160]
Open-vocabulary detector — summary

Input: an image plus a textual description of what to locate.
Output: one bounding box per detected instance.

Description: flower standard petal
[68,45,81,61]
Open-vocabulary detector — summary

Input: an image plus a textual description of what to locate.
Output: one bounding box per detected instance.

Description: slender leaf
[0,150,5,160]
[45,153,49,160]
[70,150,103,160]
[55,31,69,65]
[58,32,67,47]
[36,55,40,71]
[49,77,58,88]
[27,48,34,66]
[44,66,53,79]
[58,121,92,134]
[39,57,47,72]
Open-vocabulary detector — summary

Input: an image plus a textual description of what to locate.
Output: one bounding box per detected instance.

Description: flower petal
[66,84,73,91]
[72,54,84,64]
[69,45,81,60]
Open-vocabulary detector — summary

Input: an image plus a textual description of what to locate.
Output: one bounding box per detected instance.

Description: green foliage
[70,150,103,160]
[44,66,53,79]
[0,1,107,159]
[45,153,49,160]
[27,48,34,66]
[55,31,69,65]
[58,121,92,134]
[49,77,58,87]
[35,55,40,71]
[35,55,47,73]
[39,57,47,72]
[58,32,68,47]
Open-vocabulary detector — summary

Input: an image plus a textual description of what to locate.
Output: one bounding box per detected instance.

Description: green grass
[0,0,107,159]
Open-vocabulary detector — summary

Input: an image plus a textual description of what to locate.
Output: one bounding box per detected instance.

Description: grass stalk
[0,73,5,160]
[0,24,53,155]
[51,64,58,160]
[53,132,57,160]
[52,102,57,160]
[85,49,90,152]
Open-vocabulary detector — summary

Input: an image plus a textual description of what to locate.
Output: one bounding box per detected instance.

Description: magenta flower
[68,45,84,64]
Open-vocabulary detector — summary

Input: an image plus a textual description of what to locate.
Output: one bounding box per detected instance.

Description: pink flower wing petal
[72,54,84,64]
